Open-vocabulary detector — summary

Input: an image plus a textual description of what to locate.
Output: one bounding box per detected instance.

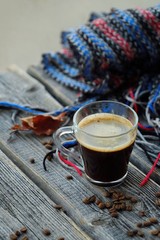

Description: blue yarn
[48,52,80,77]
[148,84,160,114]
[0,97,97,117]
[0,102,45,115]
[115,9,156,59]
[67,31,93,81]
[78,25,123,71]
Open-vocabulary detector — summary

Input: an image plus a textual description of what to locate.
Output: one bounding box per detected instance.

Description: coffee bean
[155,199,160,206]
[112,193,119,200]
[143,221,152,227]
[126,205,132,211]
[111,211,118,218]
[136,222,143,228]
[109,206,116,213]
[95,199,101,205]
[21,236,28,240]
[125,195,132,200]
[98,202,106,209]
[105,201,112,209]
[15,230,21,236]
[20,227,27,233]
[148,217,158,224]
[53,204,63,210]
[10,233,17,240]
[47,155,52,161]
[66,175,73,180]
[57,238,65,240]
[150,229,159,236]
[45,144,53,150]
[137,230,144,237]
[138,210,146,217]
[132,229,138,235]
[42,228,51,236]
[29,158,35,164]
[155,191,160,198]
[103,191,111,198]
[130,196,138,203]
[127,230,134,237]
[82,195,96,204]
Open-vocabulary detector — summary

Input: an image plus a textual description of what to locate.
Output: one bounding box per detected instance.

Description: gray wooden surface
[0,65,160,240]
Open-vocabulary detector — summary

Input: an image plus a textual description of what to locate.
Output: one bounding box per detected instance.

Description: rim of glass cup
[73,100,138,138]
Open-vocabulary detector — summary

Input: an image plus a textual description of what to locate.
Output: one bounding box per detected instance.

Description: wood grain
[27,65,78,106]
[0,150,91,240]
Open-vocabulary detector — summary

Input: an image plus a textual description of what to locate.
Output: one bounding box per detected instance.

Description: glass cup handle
[53,126,84,172]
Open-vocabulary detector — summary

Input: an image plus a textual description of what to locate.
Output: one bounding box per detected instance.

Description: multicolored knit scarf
[42,5,160,132]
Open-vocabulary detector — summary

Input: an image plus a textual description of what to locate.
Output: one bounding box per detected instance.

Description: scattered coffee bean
[138,210,146,217]
[45,144,53,150]
[105,201,112,209]
[143,221,152,227]
[136,222,143,228]
[47,155,52,161]
[150,229,159,236]
[103,191,111,198]
[95,199,101,205]
[149,217,158,224]
[155,199,160,206]
[57,238,65,240]
[10,233,18,240]
[112,192,119,200]
[125,195,132,200]
[66,175,73,180]
[109,206,116,213]
[155,191,160,198]
[42,228,51,236]
[82,195,96,204]
[137,230,144,237]
[15,230,21,237]
[29,158,35,164]
[127,230,135,237]
[126,205,132,211]
[21,236,28,240]
[130,196,138,203]
[20,227,27,233]
[53,204,63,210]
[42,140,53,146]
[111,211,118,218]
[98,202,106,209]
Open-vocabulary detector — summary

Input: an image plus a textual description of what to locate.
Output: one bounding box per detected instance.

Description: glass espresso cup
[53,101,138,186]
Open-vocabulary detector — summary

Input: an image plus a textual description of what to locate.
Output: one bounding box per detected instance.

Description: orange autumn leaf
[11,112,66,136]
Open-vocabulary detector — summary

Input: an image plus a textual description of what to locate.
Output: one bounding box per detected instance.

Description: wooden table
[0,65,160,240]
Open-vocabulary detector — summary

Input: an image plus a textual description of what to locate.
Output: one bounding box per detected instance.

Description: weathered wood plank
[27,64,78,106]
[27,64,160,185]
[0,66,160,240]
[0,150,91,240]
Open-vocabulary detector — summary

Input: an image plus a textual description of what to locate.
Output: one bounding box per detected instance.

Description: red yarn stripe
[93,18,134,60]
[61,48,73,58]
[128,88,138,112]
[140,153,160,186]
[138,9,160,34]
[58,151,82,176]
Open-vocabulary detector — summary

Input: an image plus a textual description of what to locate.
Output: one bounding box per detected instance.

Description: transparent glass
[53,101,138,186]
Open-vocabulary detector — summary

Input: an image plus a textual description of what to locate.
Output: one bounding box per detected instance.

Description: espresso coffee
[75,113,136,183]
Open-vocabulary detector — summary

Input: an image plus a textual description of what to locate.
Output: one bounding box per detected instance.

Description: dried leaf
[11,113,66,136]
